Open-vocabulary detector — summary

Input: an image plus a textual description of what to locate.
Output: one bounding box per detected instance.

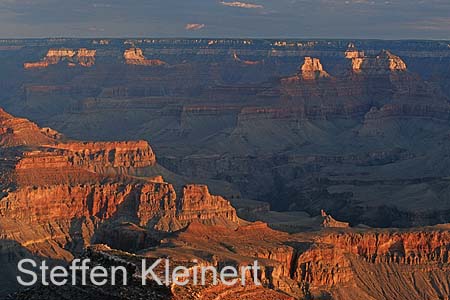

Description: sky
[0,0,449,39]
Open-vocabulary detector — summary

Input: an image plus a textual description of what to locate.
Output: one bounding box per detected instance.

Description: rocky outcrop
[24,48,96,69]
[282,57,330,82]
[14,140,156,186]
[0,108,58,147]
[318,229,450,265]
[345,42,364,59]
[321,210,350,228]
[124,48,166,66]
[138,183,238,231]
[299,57,330,80]
[0,180,237,232]
[75,48,96,67]
[292,228,450,299]
[349,49,407,74]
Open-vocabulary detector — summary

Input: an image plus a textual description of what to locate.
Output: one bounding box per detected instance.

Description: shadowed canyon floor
[0,38,450,299]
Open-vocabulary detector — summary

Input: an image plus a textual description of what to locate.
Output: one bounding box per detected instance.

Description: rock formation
[299,57,330,80]
[321,210,350,228]
[123,48,166,66]
[0,108,58,147]
[345,42,364,59]
[75,48,96,67]
[133,219,450,300]
[24,48,96,69]
[349,49,407,74]
[0,108,239,294]
[283,57,330,82]
[293,228,450,299]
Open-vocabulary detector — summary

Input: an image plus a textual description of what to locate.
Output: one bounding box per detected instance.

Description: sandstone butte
[346,46,407,73]
[24,48,96,69]
[123,48,167,66]
[282,56,330,83]
[276,49,418,121]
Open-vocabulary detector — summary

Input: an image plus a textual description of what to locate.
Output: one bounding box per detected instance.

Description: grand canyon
[1,38,450,299]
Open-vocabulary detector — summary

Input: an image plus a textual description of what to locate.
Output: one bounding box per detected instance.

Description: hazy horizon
[0,0,449,40]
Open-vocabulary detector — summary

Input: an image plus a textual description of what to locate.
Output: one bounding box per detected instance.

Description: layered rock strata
[124,48,166,66]
[349,49,407,74]
[0,108,239,294]
[144,221,450,300]
[24,48,96,69]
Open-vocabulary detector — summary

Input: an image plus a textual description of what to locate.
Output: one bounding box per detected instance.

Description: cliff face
[0,180,237,232]
[292,228,450,299]
[24,48,96,69]
[124,48,166,66]
[14,140,156,186]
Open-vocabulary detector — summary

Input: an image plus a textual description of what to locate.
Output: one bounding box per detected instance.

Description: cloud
[185,23,206,31]
[0,0,449,39]
[220,1,264,9]
[402,17,450,31]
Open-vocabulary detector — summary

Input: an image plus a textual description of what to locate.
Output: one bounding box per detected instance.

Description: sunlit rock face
[0,108,240,294]
[349,49,407,74]
[123,48,166,66]
[300,57,330,80]
[282,56,330,82]
[24,48,96,69]
[345,42,365,59]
